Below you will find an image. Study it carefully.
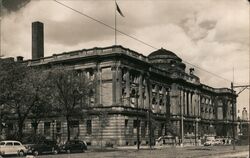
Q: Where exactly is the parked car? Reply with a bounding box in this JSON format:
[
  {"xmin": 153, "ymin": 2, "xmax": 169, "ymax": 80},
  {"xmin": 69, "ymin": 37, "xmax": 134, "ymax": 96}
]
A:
[
  {"xmin": 214, "ymin": 139, "xmax": 223, "ymax": 145},
  {"xmin": 204, "ymin": 140, "xmax": 215, "ymax": 146},
  {"xmin": 26, "ymin": 139, "xmax": 59, "ymax": 156},
  {"xmin": 60, "ymin": 140, "xmax": 87, "ymax": 153},
  {"xmin": 155, "ymin": 135, "xmax": 176, "ymax": 146},
  {"xmin": 0, "ymin": 140, "xmax": 27, "ymax": 156}
]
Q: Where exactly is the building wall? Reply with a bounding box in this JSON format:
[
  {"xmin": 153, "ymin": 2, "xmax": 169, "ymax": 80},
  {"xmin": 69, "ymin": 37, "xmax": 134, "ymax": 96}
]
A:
[{"xmin": 4, "ymin": 46, "xmax": 238, "ymax": 146}]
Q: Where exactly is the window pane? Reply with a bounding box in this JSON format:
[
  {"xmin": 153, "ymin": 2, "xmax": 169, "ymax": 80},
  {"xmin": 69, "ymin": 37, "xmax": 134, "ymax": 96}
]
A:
[
  {"xmin": 86, "ymin": 120, "xmax": 92, "ymax": 135},
  {"xmin": 0, "ymin": 142, "xmax": 5, "ymax": 145},
  {"xmin": 14, "ymin": 142, "xmax": 21, "ymax": 146},
  {"xmin": 6, "ymin": 142, "xmax": 13, "ymax": 146}
]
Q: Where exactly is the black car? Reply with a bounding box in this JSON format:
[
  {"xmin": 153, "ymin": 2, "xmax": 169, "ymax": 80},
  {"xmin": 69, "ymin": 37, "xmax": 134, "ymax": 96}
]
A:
[
  {"xmin": 60, "ymin": 140, "xmax": 87, "ymax": 153},
  {"xmin": 27, "ymin": 140, "xmax": 59, "ymax": 156}
]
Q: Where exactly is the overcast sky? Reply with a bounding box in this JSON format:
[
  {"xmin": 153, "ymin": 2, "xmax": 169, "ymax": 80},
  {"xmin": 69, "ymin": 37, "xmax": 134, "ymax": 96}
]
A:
[{"xmin": 1, "ymin": 0, "xmax": 249, "ymax": 116}]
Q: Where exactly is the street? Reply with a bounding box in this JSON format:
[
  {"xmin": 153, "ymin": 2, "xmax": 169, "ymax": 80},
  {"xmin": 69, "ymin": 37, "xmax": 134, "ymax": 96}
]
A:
[{"xmin": 5, "ymin": 145, "xmax": 249, "ymax": 158}]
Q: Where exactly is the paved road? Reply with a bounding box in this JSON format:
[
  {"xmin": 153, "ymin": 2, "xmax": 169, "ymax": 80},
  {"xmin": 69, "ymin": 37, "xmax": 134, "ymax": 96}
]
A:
[
  {"xmin": 218, "ymin": 151, "xmax": 249, "ymax": 158},
  {"xmin": 4, "ymin": 145, "xmax": 249, "ymax": 158}
]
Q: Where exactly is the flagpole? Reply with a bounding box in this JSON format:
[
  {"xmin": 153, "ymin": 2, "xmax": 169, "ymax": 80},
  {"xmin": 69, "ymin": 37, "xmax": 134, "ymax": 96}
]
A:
[{"xmin": 115, "ymin": 0, "xmax": 117, "ymax": 45}]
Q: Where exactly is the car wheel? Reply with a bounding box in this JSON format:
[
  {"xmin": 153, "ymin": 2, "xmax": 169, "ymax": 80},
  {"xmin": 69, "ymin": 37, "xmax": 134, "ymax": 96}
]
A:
[
  {"xmin": 66, "ymin": 149, "xmax": 71, "ymax": 154},
  {"xmin": 33, "ymin": 151, "xmax": 39, "ymax": 156},
  {"xmin": 82, "ymin": 148, "xmax": 85, "ymax": 153},
  {"xmin": 18, "ymin": 150, "xmax": 25, "ymax": 157},
  {"xmin": 53, "ymin": 149, "xmax": 59, "ymax": 155}
]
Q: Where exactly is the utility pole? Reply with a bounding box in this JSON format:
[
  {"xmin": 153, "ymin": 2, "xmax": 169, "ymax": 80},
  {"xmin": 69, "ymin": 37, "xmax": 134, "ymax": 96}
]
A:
[
  {"xmin": 136, "ymin": 88, "xmax": 140, "ymax": 150},
  {"xmin": 231, "ymin": 82, "xmax": 235, "ymax": 150},
  {"xmin": 231, "ymin": 84, "xmax": 250, "ymax": 151},
  {"xmin": 180, "ymin": 90, "xmax": 184, "ymax": 147}
]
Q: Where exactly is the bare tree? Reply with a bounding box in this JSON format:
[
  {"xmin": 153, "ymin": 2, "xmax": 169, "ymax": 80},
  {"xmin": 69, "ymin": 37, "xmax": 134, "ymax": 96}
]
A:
[{"xmin": 48, "ymin": 67, "xmax": 93, "ymax": 141}]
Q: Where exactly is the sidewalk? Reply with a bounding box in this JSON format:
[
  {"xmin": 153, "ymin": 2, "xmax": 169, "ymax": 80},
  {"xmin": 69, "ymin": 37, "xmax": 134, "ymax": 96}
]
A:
[{"xmin": 87, "ymin": 145, "xmax": 249, "ymax": 158}]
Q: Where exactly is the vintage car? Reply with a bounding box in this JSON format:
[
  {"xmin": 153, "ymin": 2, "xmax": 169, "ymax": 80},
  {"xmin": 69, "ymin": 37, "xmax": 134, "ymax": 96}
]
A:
[
  {"xmin": 26, "ymin": 139, "xmax": 59, "ymax": 156},
  {"xmin": 60, "ymin": 140, "xmax": 87, "ymax": 153},
  {"xmin": 0, "ymin": 140, "xmax": 27, "ymax": 156}
]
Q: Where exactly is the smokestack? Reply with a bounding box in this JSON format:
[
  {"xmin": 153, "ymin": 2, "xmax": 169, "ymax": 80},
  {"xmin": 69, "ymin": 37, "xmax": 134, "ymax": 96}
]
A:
[{"xmin": 32, "ymin": 21, "xmax": 44, "ymax": 59}]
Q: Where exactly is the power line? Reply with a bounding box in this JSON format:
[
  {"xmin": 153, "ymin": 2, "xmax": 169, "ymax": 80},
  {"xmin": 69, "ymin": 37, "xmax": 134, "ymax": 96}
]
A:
[
  {"xmin": 53, "ymin": 0, "xmax": 246, "ymax": 86},
  {"xmin": 53, "ymin": 0, "xmax": 157, "ymax": 50}
]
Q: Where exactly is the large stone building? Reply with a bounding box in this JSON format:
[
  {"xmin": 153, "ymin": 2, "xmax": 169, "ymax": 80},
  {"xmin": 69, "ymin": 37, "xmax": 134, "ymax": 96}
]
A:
[
  {"xmin": 2, "ymin": 22, "xmax": 238, "ymax": 146},
  {"xmin": 20, "ymin": 44, "xmax": 237, "ymax": 146}
]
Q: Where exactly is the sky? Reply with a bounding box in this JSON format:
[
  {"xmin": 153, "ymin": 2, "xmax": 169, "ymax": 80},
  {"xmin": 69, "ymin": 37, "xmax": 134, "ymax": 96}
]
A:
[{"xmin": 1, "ymin": 0, "xmax": 249, "ymax": 117}]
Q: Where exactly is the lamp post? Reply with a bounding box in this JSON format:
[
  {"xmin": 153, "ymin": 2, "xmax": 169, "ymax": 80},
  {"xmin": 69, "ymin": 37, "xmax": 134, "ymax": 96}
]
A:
[{"xmin": 194, "ymin": 118, "xmax": 200, "ymax": 146}]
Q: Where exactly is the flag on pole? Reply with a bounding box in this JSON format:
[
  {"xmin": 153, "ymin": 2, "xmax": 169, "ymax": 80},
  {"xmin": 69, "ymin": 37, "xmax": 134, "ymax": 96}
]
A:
[{"xmin": 116, "ymin": 2, "xmax": 124, "ymax": 17}]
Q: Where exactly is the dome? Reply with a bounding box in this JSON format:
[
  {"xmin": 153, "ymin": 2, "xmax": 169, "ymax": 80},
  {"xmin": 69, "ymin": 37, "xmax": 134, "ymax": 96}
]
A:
[
  {"xmin": 148, "ymin": 48, "xmax": 181, "ymax": 61},
  {"xmin": 148, "ymin": 48, "xmax": 185, "ymax": 72}
]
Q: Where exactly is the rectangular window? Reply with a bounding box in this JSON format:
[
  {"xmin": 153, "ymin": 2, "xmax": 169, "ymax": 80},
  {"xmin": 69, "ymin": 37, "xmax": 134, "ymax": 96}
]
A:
[
  {"xmin": 70, "ymin": 120, "xmax": 79, "ymax": 138},
  {"xmin": 133, "ymin": 120, "xmax": 140, "ymax": 134},
  {"xmin": 86, "ymin": 120, "xmax": 92, "ymax": 135},
  {"xmin": 125, "ymin": 119, "xmax": 129, "ymax": 135},
  {"xmin": 56, "ymin": 121, "xmax": 61, "ymax": 133},
  {"xmin": 141, "ymin": 121, "xmax": 147, "ymax": 138},
  {"xmin": 125, "ymin": 119, "xmax": 128, "ymax": 128},
  {"xmin": 44, "ymin": 122, "xmax": 51, "ymax": 136}
]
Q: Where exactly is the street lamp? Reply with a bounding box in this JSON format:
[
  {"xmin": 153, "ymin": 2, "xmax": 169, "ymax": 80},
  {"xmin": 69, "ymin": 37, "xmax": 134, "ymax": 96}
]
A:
[{"xmin": 194, "ymin": 118, "xmax": 200, "ymax": 146}]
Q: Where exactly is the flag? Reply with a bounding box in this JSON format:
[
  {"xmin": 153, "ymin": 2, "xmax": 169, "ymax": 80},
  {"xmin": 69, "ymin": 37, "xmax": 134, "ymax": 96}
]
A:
[{"xmin": 116, "ymin": 2, "xmax": 124, "ymax": 17}]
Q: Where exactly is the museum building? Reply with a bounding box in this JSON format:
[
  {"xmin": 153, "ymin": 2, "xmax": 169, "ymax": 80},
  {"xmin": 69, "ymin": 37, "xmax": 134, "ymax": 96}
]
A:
[{"xmin": 8, "ymin": 22, "xmax": 238, "ymax": 146}]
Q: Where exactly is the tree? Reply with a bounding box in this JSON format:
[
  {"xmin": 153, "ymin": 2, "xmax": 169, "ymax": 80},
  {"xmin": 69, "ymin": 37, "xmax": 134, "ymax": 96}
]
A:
[
  {"xmin": 47, "ymin": 67, "xmax": 93, "ymax": 141},
  {"xmin": 0, "ymin": 60, "xmax": 51, "ymax": 140},
  {"xmin": 30, "ymin": 94, "xmax": 52, "ymax": 135}
]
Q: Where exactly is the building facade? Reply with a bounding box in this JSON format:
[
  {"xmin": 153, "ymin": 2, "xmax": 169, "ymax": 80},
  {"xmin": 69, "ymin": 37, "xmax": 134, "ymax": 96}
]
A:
[{"xmin": 16, "ymin": 45, "xmax": 237, "ymax": 146}]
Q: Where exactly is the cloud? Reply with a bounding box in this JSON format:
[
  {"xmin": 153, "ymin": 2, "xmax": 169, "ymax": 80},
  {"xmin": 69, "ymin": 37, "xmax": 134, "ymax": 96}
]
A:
[
  {"xmin": 1, "ymin": 0, "xmax": 249, "ymax": 112},
  {"xmin": 1, "ymin": 0, "xmax": 31, "ymax": 16}
]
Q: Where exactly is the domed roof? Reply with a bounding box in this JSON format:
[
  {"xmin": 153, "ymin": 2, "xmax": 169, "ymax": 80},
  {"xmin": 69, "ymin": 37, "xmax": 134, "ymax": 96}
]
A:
[
  {"xmin": 148, "ymin": 48, "xmax": 181, "ymax": 61},
  {"xmin": 148, "ymin": 48, "xmax": 185, "ymax": 72},
  {"xmin": 148, "ymin": 48, "xmax": 178, "ymax": 57}
]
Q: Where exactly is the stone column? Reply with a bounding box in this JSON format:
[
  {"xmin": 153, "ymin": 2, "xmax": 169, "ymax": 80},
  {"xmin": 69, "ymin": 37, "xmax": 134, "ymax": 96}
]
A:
[
  {"xmin": 89, "ymin": 68, "xmax": 98, "ymax": 106},
  {"xmin": 186, "ymin": 91, "xmax": 189, "ymax": 116},
  {"xmin": 112, "ymin": 66, "xmax": 117, "ymax": 105},
  {"xmin": 156, "ymin": 85, "xmax": 160, "ymax": 113},
  {"xmin": 116, "ymin": 66, "xmax": 122, "ymax": 105},
  {"xmin": 95, "ymin": 66, "xmax": 101, "ymax": 105},
  {"xmin": 192, "ymin": 93, "xmax": 196, "ymax": 116},
  {"xmin": 179, "ymin": 88, "xmax": 182, "ymax": 115},
  {"xmin": 138, "ymin": 73, "xmax": 143, "ymax": 109},
  {"xmin": 198, "ymin": 94, "xmax": 201, "ymax": 117},
  {"xmin": 125, "ymin": 69, "xmax": 130, "ymax": 107},
  {"xmin": 145, "ymin": 75, "xmax": 150, "ymax": 110},
  {"xmin": 183, "ymin": 90, "xmax": 186, "ymax": 115},
  {"xmin": 189, "ymin": 92, "xmax": 193, "ymax": 116},
  {"xmin": 163, "ymin": 87, "xmax": 167, "ymax": 114}
]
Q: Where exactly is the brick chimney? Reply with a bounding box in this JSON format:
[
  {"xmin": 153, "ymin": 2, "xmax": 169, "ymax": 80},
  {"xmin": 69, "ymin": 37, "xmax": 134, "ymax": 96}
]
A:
[{"xmin": 32, "ymin": 21, "xmax": 44, "ymax": 59}]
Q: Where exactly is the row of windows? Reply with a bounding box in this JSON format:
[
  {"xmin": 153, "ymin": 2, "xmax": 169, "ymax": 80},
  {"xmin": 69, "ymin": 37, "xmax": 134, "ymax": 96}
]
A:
[
  {"xmin": 201, "ymin": 97, "xmax": 213, "ymax": 105},
  {"xmin": 200, "ymin": 107, "xmax": 216, "ymax": 114}
]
